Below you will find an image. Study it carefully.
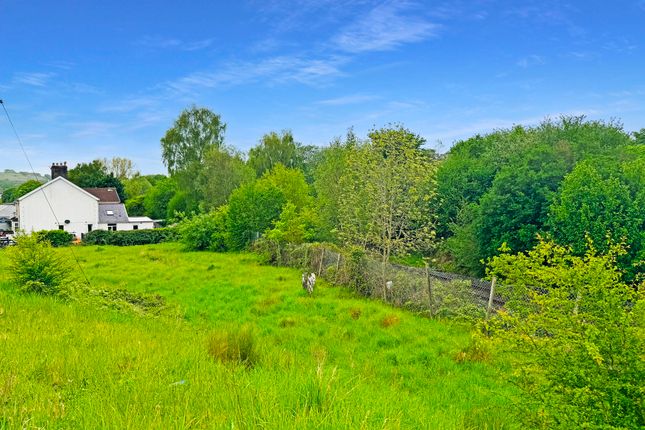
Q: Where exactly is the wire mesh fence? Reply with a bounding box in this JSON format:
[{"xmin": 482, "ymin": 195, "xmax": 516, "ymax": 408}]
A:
[{"xmin": 255, "ymin": 241, "xmax": 504, "ymax": 319}]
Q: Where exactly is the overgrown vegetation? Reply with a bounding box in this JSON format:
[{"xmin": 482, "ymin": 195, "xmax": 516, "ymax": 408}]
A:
[
  {"xmin": 34, "ymin": 229, "xmax": 75, "ymax": 247},
  {"xmin": 482, "ymin": 239, "xmax": 645, "ymax": 428},
  {"xmin": 0, "ymin": 243, "xmax": 516, "ymax": 428},
  {"xmin": 4, "ymin": 234, "xmax": 74, "ymax": 296}
]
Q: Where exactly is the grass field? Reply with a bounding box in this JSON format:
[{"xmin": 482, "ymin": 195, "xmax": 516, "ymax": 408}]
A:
[{"xmin": 0, "ymin": 243, "xmax": 517, "ymax": 429}]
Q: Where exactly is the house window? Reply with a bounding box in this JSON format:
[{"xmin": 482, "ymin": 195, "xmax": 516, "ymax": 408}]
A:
[
  {"xmin": 106, "ymin": 210, "xmax": 114, "ymax": 216},
  {"xmin": 108, "ymin": 224, "xmax": 117, "ymax": 231},
  {"xmin": 58, "ymin": 225, "xmax": 64, "ymax": 230},
  {"xmin": 87, "ymin": 224, "xmax": 93, "ymax": 232},
  {"xmin": 133, "ymin": 225, "xmax": 139, "ymax": 230}
]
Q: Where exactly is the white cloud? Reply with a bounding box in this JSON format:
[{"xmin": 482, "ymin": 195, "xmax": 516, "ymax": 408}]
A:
[
  {"xmin": 516, "ymin": 55, "xmax": 546, "ymax": 68},
  {"xmin": 317, "ymin": 94, "xmax": 379, "ymax": 106},
  {"xmin": 333, "ymin": 2, "xmax": 439, "ymax": 53},
  {"xmin": 13, "ymin": 72, "xmax": 56, "ymax": 87},
  {"xmin": 166, "ymin": 55, "xmax": 347, "ymax": 94},
  {"xmin": 136, "ymin": 35, "xmax": 214, "ymax": 51}
]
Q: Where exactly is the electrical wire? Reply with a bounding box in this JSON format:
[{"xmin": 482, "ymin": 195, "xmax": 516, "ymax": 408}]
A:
[{"xmin": 1, "ymin": 99, "xmax": 91, "ymax": 287}]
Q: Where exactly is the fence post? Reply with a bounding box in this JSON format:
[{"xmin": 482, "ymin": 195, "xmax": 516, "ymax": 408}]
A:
[
  {"xmin": 486, "ymin": 276, "xmax": 497, "ymax": 319},
  {"xmin": 318, "ymin": 248, "xmax": 325, "ymax": 276},
  {"xmin": 335, "ymin": 253, "xmax": 341, "ymax": 283},
  {"xmin": 425, "ymin": 262, "xmax": 434, "ymax": 317}
]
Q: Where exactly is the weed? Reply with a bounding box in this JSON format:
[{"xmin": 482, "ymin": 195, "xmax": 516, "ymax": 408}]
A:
[
  {"xmin": 349, "ymin": 307, "xmax": 362, "ymax": 319},
  {"xmin": 381, "ymin": 314, "xmax": 400, "ymax": 328},
  {"xmin": 207, "ymin": 324, "xmax": 260, "ymax": 368}
]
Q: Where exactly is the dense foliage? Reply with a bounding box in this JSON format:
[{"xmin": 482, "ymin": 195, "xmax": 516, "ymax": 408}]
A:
[
  {"xmin": 5, "ymin": 234, "xmax": 73, "ymax": 296},
  {"xmin": 484, "ymin": 239, "xmax": 644, "ymax": 428},
  {"xmin": 1, "ymin": 179, "xmax": 43, "ymax": 203},
  {"xmin": 82, "ymin": 228, "xmax": 179, "ymax": 246},
  {"xmin": 68, "ymin": 160, "xmax": 126, "ymax": 201},
  {"xmin": 33, "ymin": 230, "xmax": 75, "ymax": 247}
]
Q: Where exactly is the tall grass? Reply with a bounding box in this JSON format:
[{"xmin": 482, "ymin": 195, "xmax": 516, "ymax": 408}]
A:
[{"xmin": 0, "ymin": 243, "xmax": 518, "ymax": 429}]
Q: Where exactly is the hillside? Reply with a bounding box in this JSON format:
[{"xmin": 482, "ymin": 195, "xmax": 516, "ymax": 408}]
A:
[
  {"xmin": 0, "ymin": 243, "xmax": 517, "ymax": 429},
  {"xmin": 0, "ymin": 169, "xmax": 49, "ymax": 192}
]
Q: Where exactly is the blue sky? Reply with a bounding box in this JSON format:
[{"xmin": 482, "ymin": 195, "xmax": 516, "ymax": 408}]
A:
[{"xmin": 1, "ymin": 0, "xmax": 644, "ymax": 174}]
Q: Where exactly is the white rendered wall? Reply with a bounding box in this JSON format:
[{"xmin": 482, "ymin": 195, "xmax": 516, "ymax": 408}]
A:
[{"xmin": 18, "ymin": 179, "xmax": 99, "ymax": 238}]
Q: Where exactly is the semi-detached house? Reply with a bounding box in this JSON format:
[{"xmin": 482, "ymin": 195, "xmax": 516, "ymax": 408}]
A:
[{"xmin": 14, "ymin": 162, "xmax": 154, "ymax": 238}]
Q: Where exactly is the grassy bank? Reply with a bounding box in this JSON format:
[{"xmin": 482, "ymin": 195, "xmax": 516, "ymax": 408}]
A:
[{"xmin": 0, "ymin": 243, "xmax": 516, "ymax": 429}]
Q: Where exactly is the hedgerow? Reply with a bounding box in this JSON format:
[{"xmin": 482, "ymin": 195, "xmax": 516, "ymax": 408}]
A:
[{"xmin": 82, "ymin": 227, "xmax": 179, "ymax": 246}]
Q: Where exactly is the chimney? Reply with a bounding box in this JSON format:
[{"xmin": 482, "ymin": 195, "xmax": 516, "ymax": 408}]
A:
[{"xmin": 51, "ymin": 162, "xmax": 68, "ymax": 180}]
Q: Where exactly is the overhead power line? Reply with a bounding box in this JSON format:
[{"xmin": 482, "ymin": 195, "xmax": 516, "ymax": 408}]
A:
[{"xmin": 0, "ymin": 99, "xmax": 91, "ymax": 287}]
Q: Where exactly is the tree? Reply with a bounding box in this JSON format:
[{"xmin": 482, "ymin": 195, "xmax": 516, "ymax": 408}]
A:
[
  {"xmin": 68, "ymin": 160, "xmax": 126, "ymax": 201},
  {"xmin": 260, "ymin": 164, "xmax": 312, "ymax": 211},
  {"xmin": 337, "ymin": 125, "xmax": 437, "ymax": 265},
  {"xmin": 313, "ymin": 130, "xmax": 358, "ymax": 241},
  {"xmin": 143, "ymin": 177, "xmax": 177, "ymax": 220},
  {"xmin": 248, "ymin": 130, "xmax": 304, "ymax": 177},
  {"xmin": 161, "ymin": 106, "xmax": 226, "ymax": 175},
  {"xmin": 226, "ymin": 180, "xmax": 285, "ymax": 250},
  {"xmin": 197, "ymin": 146, "xmax": 255, "ymax": 210},
  {"xmin": 123, "ymin": 175, "xmax": 152, "ymax": 200},
  {"xmin": 1, "ymin": 179, "xmax": 42, "ymax": 202},
  {"xmin": 484, "ymin": 239, "xmax": 644, "ymax": 429},
  {"xmin": 101, "ymin": 157, "xmax": 137, "ymax": 180}
]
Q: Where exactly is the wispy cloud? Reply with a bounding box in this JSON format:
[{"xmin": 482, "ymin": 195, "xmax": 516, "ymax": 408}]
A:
[
  {"xmin": 516, "ymin": 55, "xmax": 546, "ymax": 68},
  {"xmin": 317, "ymin": 94, "xmax": 379, "ymax": 106},
  {"xmin": 166, "ymin": 55, "xmax": 347, "ymax": 94},
  {"xmin": 136, "ymin": 35, "xmax": 214, "ymax": 51},
  {"xmin": 333, "ymin": 2, "xmax": 439, "ymax": 53},
  {"xmin": 68, "ymin": 121, "xmax": 116, "ymax": 139},
  {"xmin": 13, "ymin": 72, "xmax": 56, "ymax": 87}
]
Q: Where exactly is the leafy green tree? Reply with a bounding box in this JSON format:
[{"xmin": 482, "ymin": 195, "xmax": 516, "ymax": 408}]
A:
[
  {"xmin": 178, "ymin": 206, "xmax": 229, "ymax": 251},
  {"xmin": 123, "ymin": 175, "xmax": 152, "ymax": 200},
  {"xmin": 101, "ymin": 157, "xmax": 137, "ymax": 180},
  {"xmin": 226, "ymin": 180, "xmax": 285, "ymax": 250},
  {"xmin": 161, "ymin": 106, "xmax": 226, "ymax": 175},
  {"xmin": 265, "ymin": 203, "xmax": 321, "ymax": 245},
  {"xmin": 260, "ymin": 164, "xmax": 312, "ymax": 211},
  {"xmin": 143, "ymin": 177, "xmax": 177, "ymax": 220},
  {"xmin": 337, "ymin": 125, "xmax": 437, "ymax": 264},
  {"xmin": 1, "ymin": 179, "xmax": 43, "ymax": 202},
  {"xmin": 248, "ymin": 130, "xmax": 304, "ymax": 177},
  {"xmin": 68, "ymin": 160, "xmax": 125, "ymax": 201},
  {"xmin": 125, "ymin": 195, "xmax": 146, "ymax": 216},
  {"xmin": 313, "ymin": 130, "xmax": 358, "ymax": 241},
  {"xmin": 484, "ymin": 239, "xmax": 645, "ymax": 429},
  {"xmin": 197, "ymin": 146, "xmax": 255, "ymax": 210}
]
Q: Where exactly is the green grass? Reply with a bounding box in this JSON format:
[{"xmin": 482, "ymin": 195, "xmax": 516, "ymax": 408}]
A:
[{"xmin": 0, "ymin": 243, "xmax": 517, "ymax": 429}]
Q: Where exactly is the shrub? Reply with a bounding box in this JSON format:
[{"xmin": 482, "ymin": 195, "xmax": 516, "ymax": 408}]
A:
[
  {"xmin": 483, "ymin": 239, "xmax": 645, "ymax": 429},
  {"xmin": 207, "ymin": 324, "xmax": 260, "ymax": 368},
  {"xmin": 82, "ymin": 228, "xmax": 179, "ymax": 246},
  {"xmin": 34, "ymin": 230, "xmax": 74, "ymax": 247},
  {"xmin": 178, "ymin": 206, "xmax": 228, "ymax": 251},
  {"xmin": 5, "ymin": 234, "xmax": 73, "ymax": 296}
]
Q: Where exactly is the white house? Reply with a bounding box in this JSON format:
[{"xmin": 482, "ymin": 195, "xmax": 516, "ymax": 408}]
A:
[{"xmin": 13, "ymin": 162, "xmax": 154, "ymax": 238}]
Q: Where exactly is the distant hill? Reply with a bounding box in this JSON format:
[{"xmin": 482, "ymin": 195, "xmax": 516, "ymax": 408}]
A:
[{"xmin": 0, "ymin": 169, "xmax": 49, "ymax": 192}]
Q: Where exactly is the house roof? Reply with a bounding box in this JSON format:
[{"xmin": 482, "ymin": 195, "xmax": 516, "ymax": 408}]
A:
[
  {"xmin": 17, "ymin": 176, "xmax": 100, "ymax": 202},
  {"xmin": 84, "ymin": 187, "xmax": 121, "ymax": 203},
  {"xmin": 98, "ymin": 203, "xmax": 129, "ymax": 223},
  {"xmin": 0, "ymin": 204, "xmax": 16, "ymax": 219}
]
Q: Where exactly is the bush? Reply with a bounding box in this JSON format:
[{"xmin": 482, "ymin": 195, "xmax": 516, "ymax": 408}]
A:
[
  {"xmin": 82, "ymin": 228, "xmax": 179, "ymax": 246},
  {"xmin": 5, "ymin": 234, "xmax": 73, "ymax": 296},
  {"xmin": 207, "ymin": 324, "xmax": 260, "ymax": 368},
  {"xmin": 483, "ymin": 239, "xmax": 645, "ymax": 429},
  {"xmin": 34, "ymin": 230, "xmax": 74, "ymax": 247},
  {"xmin": 178, "ymin": 206, "xmax": 228, "ymax": 251}
]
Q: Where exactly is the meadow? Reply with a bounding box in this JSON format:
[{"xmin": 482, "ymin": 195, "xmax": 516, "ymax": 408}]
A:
[{"xmin": 0, "ymin": 243, "xmax": 517, "ymax": 429}]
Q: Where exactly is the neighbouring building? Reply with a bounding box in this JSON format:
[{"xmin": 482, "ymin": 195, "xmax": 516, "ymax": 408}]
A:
[{"xmin": 11, "ymin": 162, "xmax": 154, "ymax": 238}]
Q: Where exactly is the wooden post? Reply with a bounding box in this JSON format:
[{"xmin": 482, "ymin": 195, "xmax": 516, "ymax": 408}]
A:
[
  {"xmin": 318, "ymin": 248, "xmax": 325, "ymax": 276},
  {"xmin": 486, "ymin": 276, "xmax": 497, "ymax": 319},
  {"xmin": 335, "ymin": 253, "xmax": 341, "ymax": 282},
  {"xmin": 425, "ymin": 263, "xmax": 434, "ymax": 317}
]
